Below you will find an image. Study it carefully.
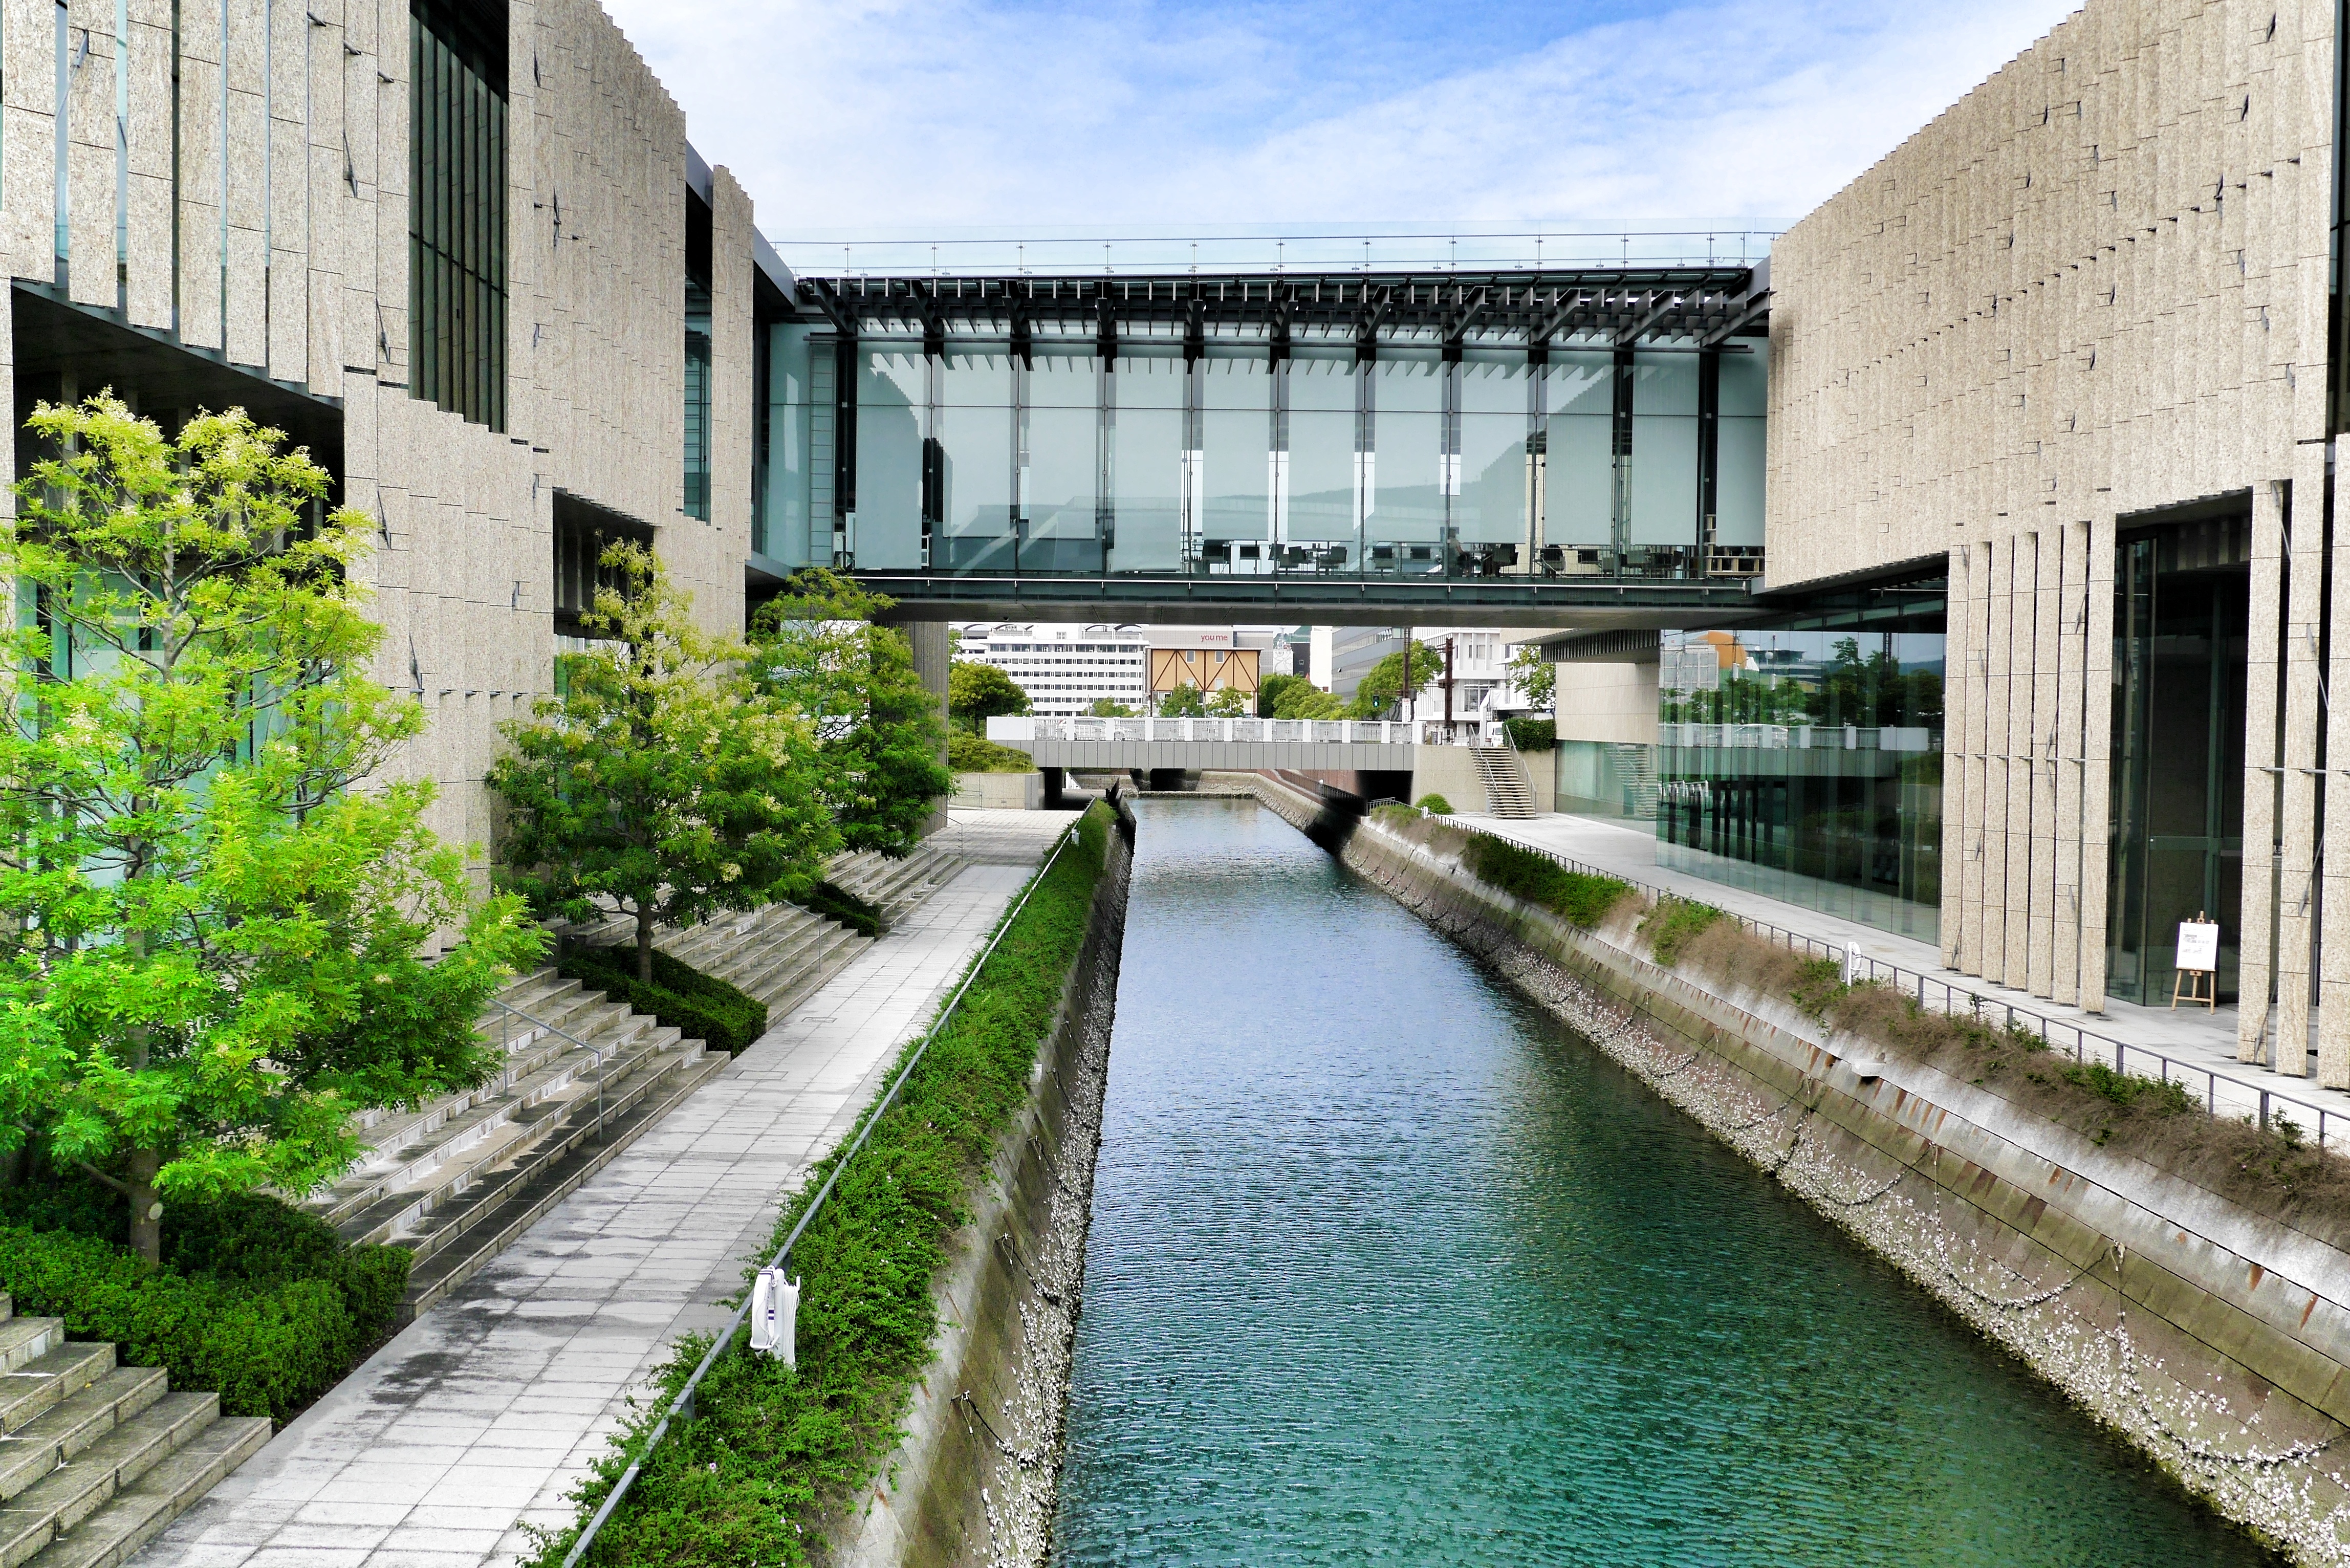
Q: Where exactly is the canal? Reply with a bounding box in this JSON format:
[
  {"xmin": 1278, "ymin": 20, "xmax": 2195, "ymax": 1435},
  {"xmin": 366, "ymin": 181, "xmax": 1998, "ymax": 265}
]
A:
[{"xmin": 1050, "ymin": 797, "xmax": 2276, "ymax": 1566}]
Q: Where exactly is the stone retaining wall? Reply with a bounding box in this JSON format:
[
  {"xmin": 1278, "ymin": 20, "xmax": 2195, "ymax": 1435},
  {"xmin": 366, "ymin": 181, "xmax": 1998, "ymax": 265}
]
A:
[
  {"xmin": 1243, "ymin": 773, "xmax": 2350, "ymax": 1564},
  {"xmin": 838, "ymin": 803, "xmax": 1134, "ymax": 1568}
]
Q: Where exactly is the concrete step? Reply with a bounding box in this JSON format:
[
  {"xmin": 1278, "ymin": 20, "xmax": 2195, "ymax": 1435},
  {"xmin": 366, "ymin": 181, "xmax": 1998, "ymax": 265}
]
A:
[
  {"xmin": 0, "ymin": 1393, "xmax": 219, "ymax": 1568},
  {"xmin": 18, "ymin": 1413, "xmax": 270, "ymax": 1568},
  {"xmin": 0, "ymin": 1320, "xmax": 63, "ymax": 1381},
  {"xmin": 397, "ymin": 1041, "xmax": 728, "ymax": 1321},
  {"xmin": 0, "ymin": 1368, "xmax": 167, "ymax": 1505},
  {"xmin": 0, "ymin": 1345, "xmax": 117, "ymax": 1441}
]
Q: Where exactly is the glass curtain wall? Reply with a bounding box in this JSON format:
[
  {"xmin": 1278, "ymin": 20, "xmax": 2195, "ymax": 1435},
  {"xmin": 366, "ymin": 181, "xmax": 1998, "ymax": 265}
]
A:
[
  {"xmin": 2106, "ymin": 522, "xmax": 2249, "ymax": 1005},
  {"xmin": 753, "ymin": 336, "xmax": 1748, "ymax": 578},
  {"xmin": 1655, "ymin": 602, "xmax": 1947, "ymax": 942},
  {"xmin": 409, "ymin": 0, "xmax": 507, "ymax": 430}
]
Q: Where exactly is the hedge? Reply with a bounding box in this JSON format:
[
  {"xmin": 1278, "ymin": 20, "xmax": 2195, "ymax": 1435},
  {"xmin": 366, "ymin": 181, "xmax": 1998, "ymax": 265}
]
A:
[
  {"xmin": 527, "ymin": 802, "xmax": 1113, "ymax": 1567},
  {"xmin": 0, "ymin": 1191, "xmax": 409, "ymax": 1425},
  {"xmin": 794, "ymin": 879, "xmax": 882, "ymax": 937},
  {"xmin": 1503, "ymin": 715, "xmax": 1556, "ymax": 751},
  {"xmin": 1459, "ymin": 830, "xmax": 1634, "ymax": 928},
  {"xmin": 561, "ymin": 946, "xmax": 769, "ymax": 1055}
]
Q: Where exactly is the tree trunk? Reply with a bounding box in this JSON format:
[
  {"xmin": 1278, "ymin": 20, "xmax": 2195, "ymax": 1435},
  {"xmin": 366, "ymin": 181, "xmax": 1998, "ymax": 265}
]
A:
[
  {"xmin": 127, "ymin": 1146, "xmax": 162, "ymax": 1264},
  {"xmin": 636, "ymin": 907, "xmax": 656, "ymax": 985}
]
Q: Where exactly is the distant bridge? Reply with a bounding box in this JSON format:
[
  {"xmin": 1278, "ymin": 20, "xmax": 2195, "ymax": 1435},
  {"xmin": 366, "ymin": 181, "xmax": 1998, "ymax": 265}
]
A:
[{"xmin": 984, "ymin": 714, "xmax": 1470, "ymax": 771}]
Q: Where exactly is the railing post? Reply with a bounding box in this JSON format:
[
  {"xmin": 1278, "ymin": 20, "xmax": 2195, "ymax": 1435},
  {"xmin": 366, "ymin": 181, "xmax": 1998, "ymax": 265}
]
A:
[{"xmin": 2259, "ymin": 1090, "xmax": 2270, "ymax": 1133}]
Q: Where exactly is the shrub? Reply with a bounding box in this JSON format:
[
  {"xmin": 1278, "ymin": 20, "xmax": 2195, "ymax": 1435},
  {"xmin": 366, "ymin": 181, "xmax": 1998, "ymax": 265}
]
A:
[
  {"xmin": 1416, "ymin": 793, "xmax": 1454, "ymax": 815},
  {"xmin": 947, "ymin": 730, "xmax": 1036, "ymax": 773},
  {"xmin": 527, "ymin": 804, "xmax": 1115, "ymax": 1568},
  {"xmin": 794, "ymin": 880, "xmax": 883, "ymax": 937},
  {"xmin": 1459, "ymin": 832, "xmax": 1632, "ymax": 928},
  {"xmin": 1640, "ymin": 896, "xmax": 1724, "ymax": 967},
  {"xmin": 0, "ymin": 1190, "xmax": 408, "ymax": 1425},
  {"xmin": 1503, "ymin": 716, "xmax": 1556, "ymax": 751},
  {"xmin": 562, "ymin": 946, "xmax": 768, "ymax": 1055}
]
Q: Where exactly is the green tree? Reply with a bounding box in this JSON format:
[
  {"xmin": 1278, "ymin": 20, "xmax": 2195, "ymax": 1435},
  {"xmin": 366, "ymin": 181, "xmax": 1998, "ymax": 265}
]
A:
[
  {"xmin": 1256, "ymin": 671, "xmax": 1311, "ymax": 716},
  {"xmin": 1348, "ymin": 640, "xmax": 1441, "ymax": 718},
  {"xmin": 947, "ymin": 660, "xmax": 1030, "ymax": 733},
  {"xmin": 1271, "ymin": 681, "xmax": 1347, "ymax": 720},
  {"xmin": 0, "ymin": 396, "xmax": 541, "ymax": 1261},
  {"xmin": 490, "ymin": 543, "xmax": 836, "ymax": 986},
  {"xmin": 1206, "ymin": 685, "xmax": 1250, "ymax": 717},
  {"xmin": 752, "ymin": 570, "xmax": 951, "ymax": 859},
  {"xmin": 1155, "ymin": 684, "xmax": 1207, "ymax": 717},
  {"xmin": 1086, "ymin": 698, "xmax": 1136, "ymax": 717},
  {"xmin": 1507, "ymin": 643, "xmax": 1556, "ymax": 710}
]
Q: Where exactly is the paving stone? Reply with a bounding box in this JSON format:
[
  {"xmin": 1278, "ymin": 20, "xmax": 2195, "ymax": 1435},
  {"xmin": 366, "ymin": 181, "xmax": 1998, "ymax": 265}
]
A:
[{"xmin": 130, "ymin": 823, "xmax": 1059, "ymax": 1568}]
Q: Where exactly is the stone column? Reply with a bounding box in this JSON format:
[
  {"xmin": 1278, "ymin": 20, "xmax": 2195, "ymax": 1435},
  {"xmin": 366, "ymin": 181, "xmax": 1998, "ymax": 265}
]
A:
[
  {"xmin": 908, "ymin": 621, "xmax": 952, "ymax": 836},
  {"xmin": 2238, "ymin": 479, "xmax": 2287, "ymax": 1062},
  {"xmin": 2278, "ymin": 453, "xmax": 2327, "ymax": 1077},
  {"xmin": 2052, "ymin": 518, "xmax": 2091, "ymax": 1008}
]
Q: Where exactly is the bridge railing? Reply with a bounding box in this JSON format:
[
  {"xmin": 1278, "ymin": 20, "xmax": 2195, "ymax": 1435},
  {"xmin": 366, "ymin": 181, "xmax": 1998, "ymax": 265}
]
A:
[
  {"xmin": 1468, "ymin": 823, "xmax": 2343, "ymax": 1146},
  {"xmin": 986, "ymin": 716, "xmax": 1507, "ymax": 746}
]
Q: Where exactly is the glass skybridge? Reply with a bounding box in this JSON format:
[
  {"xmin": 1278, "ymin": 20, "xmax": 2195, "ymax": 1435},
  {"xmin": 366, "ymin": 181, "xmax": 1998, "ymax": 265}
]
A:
[{"xmin": 747, "ymin": 256, "xmax": 1772, "ymax": 620}]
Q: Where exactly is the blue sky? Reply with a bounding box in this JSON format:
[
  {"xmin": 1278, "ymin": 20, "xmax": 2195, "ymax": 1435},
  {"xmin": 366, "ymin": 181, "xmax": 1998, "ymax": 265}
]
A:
[{"xmin": 602, "ymin": 0, "xmax": 2082, "ymax": 243}]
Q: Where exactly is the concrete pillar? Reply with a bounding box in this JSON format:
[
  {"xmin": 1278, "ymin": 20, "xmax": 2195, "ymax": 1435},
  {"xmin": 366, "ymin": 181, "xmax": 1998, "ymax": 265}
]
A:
[
  {"xmin": 2027, "ymin": 526, "xmax": 2062, "ymax": 997},
  {"xmin": 908, "ymin": 621, "xmax": 952, "ymax": 836},
  {"xmin": 2278, "ymin": 455, "xmax": 2326, "ymax": 1077},
  {"xmin": 2003, "ymin": 533, "xmax": 2037, "ymax": 989},
  {"xmin": 2077, "ymin": 513, "xmax": 2117, "ymax": 1015},
  {"xmin": 1981, "ymin": 539, "xmax": 2014, "ymax": 984},
  {"xmin": 2238, "ymin": 480, "xmax": 2286, "ymax": 1062},
  {"xmin": 2321, "ymin": 465, "xmax": 2350, "ymax": 1085},
  {"xmin": 1940, "ymin": 542, "xmax": 1972, "ymax": 971},
  {"xmin": 2052, "ymin": 519, "xmax": 2091, "ymax": 1007}
]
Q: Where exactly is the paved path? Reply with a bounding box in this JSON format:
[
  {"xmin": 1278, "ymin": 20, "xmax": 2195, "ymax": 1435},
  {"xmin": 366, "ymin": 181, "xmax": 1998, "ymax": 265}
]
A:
[
  {"xmin": 1452, "ymin": 809, "xmax": 2350, "ymax": 1129},
  {"xmin": 141, "ymin": 815, "xmax": 1070, "ymax": 1568}
]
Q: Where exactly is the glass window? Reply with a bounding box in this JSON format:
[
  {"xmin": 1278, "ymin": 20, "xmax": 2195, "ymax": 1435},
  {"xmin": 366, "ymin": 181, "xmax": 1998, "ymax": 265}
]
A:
[
  {"xmin": 856, "ymin": 347, "xmax": 925, "ymax": 568},
  {"xmin": 761, "ymin": 324, "xmax": 815, "ymax": 565},
  {"xmin": 1456, "ymin": 412, "xmax": 1529, "ymax": 547},
  {"xmin": 1112, "ymin": 356, "xmax": 1185, "ymax": 571},
  {"xmin": 1544, "ymin": 354, "xmax": 1612, "ymax": 549},
  {"xmin": 409, "ymin": 0, "xmax": 507, "ymax": 430},
  {"xmin": 1022, "ymin": 355, "xmax": 1100, "ymax": 570},
  {"xmin": 1630, "ymin": 355, "xmax": 1698, "ymax": 547},
  {"xmin": 1715, "ymin": 342, "xmax": 1768, "ymax": 548},
  {"xmin": 1288, "ymin": 359, "xmax": 1355, "ymax": 555},
  {"xmin": 937, "ymin": 353, "xmax": 1014, "ymax": 571},
  {"xmin": 1367, "ymin": 357, "xmax": 1443, "ymax": 561},
  {"xmin": 1201, "ymin": 357, "xmax": 1271, "ymax": 549}
]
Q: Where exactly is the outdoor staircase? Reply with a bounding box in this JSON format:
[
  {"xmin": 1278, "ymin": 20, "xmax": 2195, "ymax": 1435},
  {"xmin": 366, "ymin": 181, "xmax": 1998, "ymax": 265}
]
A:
[
  {"xmin": 303, "ymin": 968, "xmax": 726, "ymax": 1322},
  {"xmin": 825, "ymin": 840, "xmax": 967, "ymax": 929},
  {"xmin": 1611, "ymin": 742, "xmax": 1662, "ymax": 821},
  {"xmin": 0, "ymin": 1298, "xmax": 269, "ymax": 1568},
  {"xmin": 1470, "ymin": 747, "xmax": 1539, "ymax": 819},
  {"xmin": 647, "ymin": 899, "xmax": 874, "ymax": 1012}
]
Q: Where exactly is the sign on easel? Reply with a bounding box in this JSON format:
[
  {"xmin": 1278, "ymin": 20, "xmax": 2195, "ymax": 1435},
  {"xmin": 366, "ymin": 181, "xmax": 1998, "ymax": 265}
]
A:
[{"xmin": 2173, "ymin": 913, "xmax": 2220, "ymax": 1011}]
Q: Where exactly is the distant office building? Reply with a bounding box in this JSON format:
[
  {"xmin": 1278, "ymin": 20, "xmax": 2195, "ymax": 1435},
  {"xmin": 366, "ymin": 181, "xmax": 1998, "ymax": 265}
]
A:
[
  {"xmin": 954, "ymin": 624, "xmax": 1149, "ymax": 716},
  {"xmin": 1311, "ymin": 626, "xmax": 1408, "ymax": 700}
]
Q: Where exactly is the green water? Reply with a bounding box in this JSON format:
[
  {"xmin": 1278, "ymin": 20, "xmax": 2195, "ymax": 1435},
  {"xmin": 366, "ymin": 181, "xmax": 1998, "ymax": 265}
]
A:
[{"xmin": 1050, "ymin": 798, "xmax": 2277, "ymax": 1566}]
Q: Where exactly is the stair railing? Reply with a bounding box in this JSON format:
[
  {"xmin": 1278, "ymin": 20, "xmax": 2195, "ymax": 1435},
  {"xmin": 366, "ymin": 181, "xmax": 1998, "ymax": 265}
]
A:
[{"xmin": 485, "ymin": 994, "xmax": 614, "ymax": 1135}]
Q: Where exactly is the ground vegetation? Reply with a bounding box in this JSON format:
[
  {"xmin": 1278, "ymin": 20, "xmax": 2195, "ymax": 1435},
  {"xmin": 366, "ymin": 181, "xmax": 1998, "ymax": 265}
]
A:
[{"xmin": 525, "ymin": 804, "xmax": 1114, "ymax": 1568}]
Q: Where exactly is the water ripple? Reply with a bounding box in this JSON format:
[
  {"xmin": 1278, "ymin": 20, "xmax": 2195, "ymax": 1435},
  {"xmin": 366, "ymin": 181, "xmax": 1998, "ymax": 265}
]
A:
[{"xmin": 1050, "ymin": 799, "xmax": 2278, "ymax": 1567}]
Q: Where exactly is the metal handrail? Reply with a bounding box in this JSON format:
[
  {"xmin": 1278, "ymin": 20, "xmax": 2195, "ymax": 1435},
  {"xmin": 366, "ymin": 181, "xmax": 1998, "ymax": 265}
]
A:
[
  {"xmin": 1842, "ymin": 952, "xmax": 2339, "ymax": 1146},
  {"xmin": 485, "ymin": 996, "xmax": 615, "ymax": 1128},
  {"xmin": 556, "ymin": 817, "xmax": 1084, "ymax": 1568},
  {"xmin": 1455, "ymin": 819, "xmax": 2342, "ymax": 1145}
]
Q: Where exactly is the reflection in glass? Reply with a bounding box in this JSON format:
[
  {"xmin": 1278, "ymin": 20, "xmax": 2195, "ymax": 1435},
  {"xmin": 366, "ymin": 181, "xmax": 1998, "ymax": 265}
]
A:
[
  {"xmin": 1201, "ymin": 358, "xmax": 1271, "ymax": 565},
  {"xmin": 857, "ymin": 347, "xmax": 925, "ymax": 569},
  {"xmin": 1716, "ymin": 344, "xmax": 1769, "ymax": 549},
  {"xmin": 1630, "ymin": 356, "xmax": 1698, "ymax": 548},
  {"xmin": 936, "ymin": 353, "xmax": 1014, "ymax": 571},
  {"xmin": 1112, "ymin": 357, "xmax": 1185, "ymax": 571},
  {"xmin": 1653, "ymin": 608, "xmax": 1948, "ymax": 942},
  {"xmin": 761, "ymin": 325, "xmax": 816, "ymax": 564}
]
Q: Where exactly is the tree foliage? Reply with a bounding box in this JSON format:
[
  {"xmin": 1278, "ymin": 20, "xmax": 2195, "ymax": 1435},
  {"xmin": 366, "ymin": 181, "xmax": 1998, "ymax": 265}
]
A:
[
  {"xmin": 490, "ymin": 544, "xmax": 836, "ymax": 985},
  {"xmin": 1154, "ymin": 683, "xmax": 1207, "ymax": 717},
  {"xmin": 1507, "ymin": 643, "xmax": 1556, "ymax": 710},
  {"xmin": 946, "ymin": 661, "xmax": 1028, "ymax": 732},
  {"xmin": 1348, "ymin": 640, "xmax": 1441, "ymax": 718},
  {"xmin": 751, "ymin": 570, "xmax": 951, "ymax": 859},
  {"xmin": 1205, "ymin": 685, "xmax": 1250, "ymax": 717},
  {"xmin": 0, "ymin": 396, "xmax": 540, "ymax": 1260}
]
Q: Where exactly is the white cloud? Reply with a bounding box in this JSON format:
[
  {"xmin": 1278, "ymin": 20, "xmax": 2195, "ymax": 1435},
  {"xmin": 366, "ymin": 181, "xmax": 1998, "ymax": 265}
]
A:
[{"xmin": 602, "ymin": 0, "xmax": 2081, "ymax": 238}]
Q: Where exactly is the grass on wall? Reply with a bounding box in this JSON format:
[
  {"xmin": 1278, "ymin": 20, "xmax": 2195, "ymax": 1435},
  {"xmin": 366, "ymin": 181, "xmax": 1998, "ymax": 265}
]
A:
[{"xmin": 524, "ymin": 802, "xmax": 1113, "ymax": 1568}]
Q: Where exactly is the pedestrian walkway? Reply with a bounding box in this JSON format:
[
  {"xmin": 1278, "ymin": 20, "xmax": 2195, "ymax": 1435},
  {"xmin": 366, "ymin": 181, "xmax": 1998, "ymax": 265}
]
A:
[
  {"xmin": 138, "ymin": 814, "xmax": 1072, "ymax": 1568},
  {"xmin": 1452, "ymin": 810, "xmax": 2350, "ymax": 1131}
]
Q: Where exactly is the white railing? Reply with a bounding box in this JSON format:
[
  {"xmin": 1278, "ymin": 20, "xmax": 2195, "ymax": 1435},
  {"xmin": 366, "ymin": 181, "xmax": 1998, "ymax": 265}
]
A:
[{"xmin": 986, "ymin": 715, "xmax": 1507, "ymax": 746}]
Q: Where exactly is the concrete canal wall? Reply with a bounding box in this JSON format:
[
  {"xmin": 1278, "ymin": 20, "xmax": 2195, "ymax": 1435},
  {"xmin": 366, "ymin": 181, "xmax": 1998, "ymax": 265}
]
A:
[
  {"xmin": 837, "ymin": 802, "xmax": 1134, "ymax": 1568},
  {"xmin": 1243, "ymin": 773, "xmax": 2350, "ymax": 1565}
]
